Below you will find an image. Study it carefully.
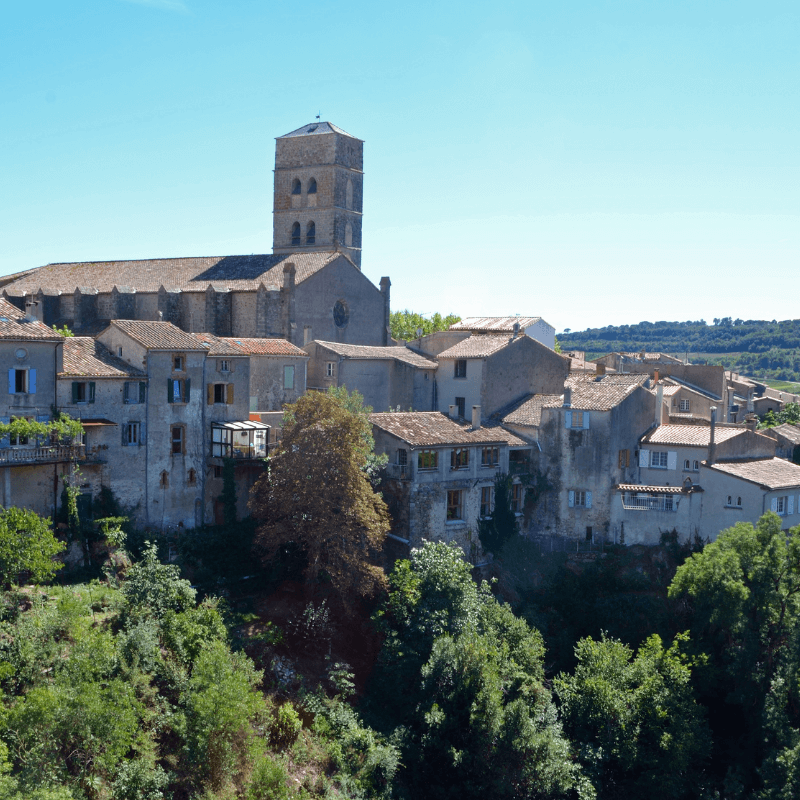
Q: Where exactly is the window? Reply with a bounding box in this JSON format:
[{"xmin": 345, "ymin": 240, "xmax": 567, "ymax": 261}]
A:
[
  {"xmin": 284, "ymin": 365, "xmax": 295, "ymax": 390},
  {"xmin": 694, "ymin": 460, "xmax": 699, "ymax": 471},
  {"xmin": 418, "ymin": 450, "xmax": 438, "ymax": 470},
  {"xmin": 650, "ymin": 451, "xmax": 669, "ymax": 469},
  {"xmin": 586, "ymin": 526, "xmax": 593, "ymax": 542},
  {"xmin": 306, "ymin": 221, "xmax": 315, "ymax": 245},
  {"xmin": 481, "ymin": 446, "xmax": 499, "ymax": 466},
  {"xmin": 480, "ymin": 486, "xmax": 493, "ymax": 517},
  {"xmin": 9, "ymin": 368, "xmax": 35, "ymax": 394},
  {"xmin": 124, "ymin": 422, "xmax": 140, "ymax": 446},
  {"xmin": 160, "ymin": 471, "xmax": 169, "ymax": 488},
  {"xmin": 511, "ymin": 483, "xmax": 524, "ymax": 513},
  {"xmin": 214, "ymin": 465, "xmax": 224, "ymax": 479},
  {"xmin": 326, "ymin": 362, "xmax": 335, "ymax": 378},
  {"xmin": 569, "ymin": 489, "xmax": 592, "ymax": 508},
  {"xmin": 212, "ymin": 383, "xmax": 226, "ymax": 404},
  {"xmin": 454, "ymin": 360, "xmax": 467, "ymax": 378},
  {"xmin": 333, "ymin": 300, "xmax": 349, "ymax": 328},
  {"xmin": 447, "ymin": 490, "xmax": 463, "ymax": 521},
  {"xmin": 397, "ymin": 448, "xmax": 407, "ymax": 466},
  {"xmin": 171, "ymin": 426, "xmax": 184, "ymax": 455},
  {"xmin": 124, "ymin": 381, "xmax": 146, "ymax": 404},
  {"xmin": 619, "ymin": 449, "xmax": 630, "ymax": 468},
  {"xmin": 455, "ymin": 397, "xmax": 466, "ymax": 418},
  {"xmin": 218, "ymin": 359, "xmax": 231, "ymax": 373},
  {"xmin": 291, "ymin": 222, "xmax": 301, "ymax": 245},
  {"xmin": 776, "ymin": 496, "xmax": 786, "ymax": 515},
  {"xmin": 679, "ymin": 399, "xmax": 691, "ymax": 412},
  {"xmin": 570, "ymin": 410, "xmax": 584, "ymax": 429},
  {"xmin": 451, "ymin": 447, "xmax": 469, "ymax": 470},
  {"xmin": 737, "ymin": 497, "xmax": 742, "ymax": 506},
  {"xmin": 307, "ymin": 177, "xmax": 317, "ymax": 194},
  {"xmin": 573, "ymin": 490, "xmax": 587, "ymax": 507},
  {"xmin": 117, "ymin": 346, "xmax": 123, "ymax": 357},
  {"xmin": 167, "ymin": 378, "xmax": 190, "ymax": 403},
  {"xmin": 173, "ymin": 355, "xmax": 184, "ymax": 371},
  {"xmin": 71, "ymin": 381, "xmax": 95, "ymax": 404},
  {"xmin": 187, "ymin": 468, "xmax": 197, "ymax": 486},
  {"xmin": 291, "ymin": 178, "xmax": 301, "ymax": 195}
]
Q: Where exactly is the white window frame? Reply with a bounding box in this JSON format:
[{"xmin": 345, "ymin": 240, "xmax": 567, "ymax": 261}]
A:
[
  {"xmin": 651, "ymin": 451, "xmax": 669, "ymax": 469},
  {"xmin": 679, "ymin": 399, "xmax": 691, "ymax": 412},
  {"xmin": 326, "ymin": 362, "xmax": 335, "ymax": 377}
]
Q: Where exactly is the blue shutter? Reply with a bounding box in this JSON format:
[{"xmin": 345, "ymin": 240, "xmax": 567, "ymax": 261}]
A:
[
  {"xmin": 185, "ymin": 378, "xmax": 191, "ymax": 402},
  {"xmin": 586, "ymin": 491, "xmax": 593, "ymax": 509},
  {"xmin": 583, "ymin": 411, "xmax": 590, "ymax": 430},
  {"xmin": 565, "ymin": 411, "xmax": 572, "ymax": 429},
  {"xmin": 28, "ymin": 369, "xmax": 36, "ymax": 394},
  {"xmin": 7, "ymin": 370, "xmax": 14, "ymax": 394},
  {"xmin": 568, "ymin": 490, "xmax": 575, "ymax": 508},
  {"xmin": 167, "ymin": 379, "xmax": 174, "ymax": 403},
  {"xmin": 89, "ymin": 382, "xmax": 96, "ymax": 403},
  {"xmin": 139, "ymin": 382, "xmax": 146, "ymax": 403}
]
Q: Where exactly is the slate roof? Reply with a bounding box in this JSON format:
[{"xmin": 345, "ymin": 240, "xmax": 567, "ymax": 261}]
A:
[
  {"xmin": 108, "ymin": 321, "xmax": 208, "ymax": 350},
  {"xmin": 370, "ymin": 412, "xmax": 527, "ymax": 447},
  {"xmin": 0, "ymin": 298, "xmax": 62, "ymax": 341},
  {"xmin": 704, "ymin": 458, "xmax": 800, "ymax": 490},
  {"xmin": 449, "ymin": 316, "xmax": 548, "ymax": 332},
  {"xmin": 278, "ymin": 121, "xmax": 359, "ymax": 139},
  {"xmin": 2, "ymin": 252, "xmax": 344, "ymax": 295},
  {"xmin": 643, "ymin": 424, "xmax": 745, "ymax": 447},
  {"xmin": 191, "ymin": 333, "xmax": 246, "ymax": 357},
  {"xmin": 501, "ymin": 394, "xmax": 563, "ymax": 427},
  {"xmin": 311, "ymin": 341, "xmax": 436, "ymax": 369},
  {"xmin": 566, "ymin": 374, "xmax": 649, "ymax": 410},
  {"xmin": 222, "ymin": 337, "xmax": 308, "ymax": 357},
  {"xmin": 437, "ymin": 334, "xmax": 518, "ymax": 359},
  {"xmin": 60, "ymin": 338, "xmax": 146, "ymax": 378}
]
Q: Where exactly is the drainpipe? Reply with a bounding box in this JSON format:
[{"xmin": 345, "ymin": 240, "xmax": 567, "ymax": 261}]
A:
[
  {"xmin": 655, "ymin": 382, "xmax": 663, "ymax": 427},
  {"xmin": 709, "ymin": 406, "xmax": 717, "ymax": 465}
]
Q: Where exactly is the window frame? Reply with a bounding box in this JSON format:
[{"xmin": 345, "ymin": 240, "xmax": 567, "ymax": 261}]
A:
[
  {"xmin": 679, "ymin": 399, "xmax": 691, "ymax": 412},
  {"xmin": 418, "ymin": 449, "xmax": 439, "ymax": 471},
  {"xmin": 481, "ymin": 446, "xmax": 499, "ymax": 467},
  {"xmin": 454, "ymin": 359, "xmax": 467, "ymax": 379},
  {"xmin": 480, "ymin": 486, "xmax": 493, "ymax": 518},
  {"xmin": 455, "ymin": 397, "xmax": 466, "ymax": 418},
  {"xmin": 123, "ymin": 421, "xmax": 141, "ymax": 447},
  {"xmin": 650, "ymin": 451, "xmax": 669, "ymax": 469},
  {"xmin": 446, "ymin": 489, "xmax": 463, "ymax": 521},
  {"xmin": 171, "ymin": 425, "xmax": 185, "ymax": 456},
  {"xmin": 284, "ymin": 365, "xmax": 295, "ymax": 390},
  {"xmin": 326, "ymin": 362, "xmax": 335, "ymax": 378},
  {"xmin": 510, "ymin": 483, "xmax": 524, "ymax": 513},
  {"xmin": 450, "ymin": 447, "xmax": 469, "ymax": 470},
  {"xmin": 571, "ymin": 410, "xmax": 584, "ymax": 429}
]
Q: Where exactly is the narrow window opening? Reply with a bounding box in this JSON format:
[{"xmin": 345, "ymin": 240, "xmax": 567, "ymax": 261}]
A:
[
  {"xmin": 291, "ymin": 222, "xmax": 301, "ymax": 245},
  {"xmin": 307, "ymin": 178, "xmax": 317, "ymax": 194},
  {"xmin": 291, "ymin": 178, "xmax": 301, "ymax": 195},
  {"xmin": 306, "ymin": 221, "xmax": 315, "ymax": 245}
]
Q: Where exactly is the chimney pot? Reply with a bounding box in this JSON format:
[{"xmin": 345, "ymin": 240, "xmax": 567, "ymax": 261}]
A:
[
  {"xmin": 472, "ymin": 405, "xmax": 481, "ymax": 430},
  {"xmin": 449, "ymin": 404, "xmax": 458, "ymax": 419},
  {"xmin": 563, "ymin": 387, "xmax": 572, "ymax": 408}
]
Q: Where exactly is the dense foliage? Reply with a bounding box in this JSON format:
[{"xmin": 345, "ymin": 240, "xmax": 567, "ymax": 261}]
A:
[
  {"xmin": 389, "ymin": 310, "xmax": 461, "ymax": 342},
  {"xmin": 558, "ymin": 318, "xmax": 800, "ymax": 381}
]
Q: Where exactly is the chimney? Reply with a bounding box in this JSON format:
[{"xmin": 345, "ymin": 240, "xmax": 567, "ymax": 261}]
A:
[
  {"xmin": 512, "ymin": 322, "xmax": 520, "ymax": 339},
  {"xmin": 303, "ymin": 326, "xmax": 312, "ymax": 346},
  {"xmin": 744, "ymin": 413, "xmax": 758, "ymax": 432},
  {"xmin": 23, "ymin": 298, "xmax": 40, "ymax": 322},
  {"xmin": 380, "ymin": 277, "xmax": 391, "ymax": 346},
  {"xmin": 449, "ymin": 404, "xmax": 458, "ymax": 419},
  {"xmin": 709, "ymin": 406, "xmax": 717, "ymax": 465},
  {"xmin": 639, "ymin": 349, "xmax": 646, "ymax": 360},
  {"xmin": 157, "ymin": 311, "xmax": 163, "ymax": 321},
  {"xmin": 563, "ymin": 387, "xmax": 572, "ymax": 408},
  {"xmin": 653, "ymin": 368, "xmax": 659, "ymax": 383},
  {"xmin": 596, "ymin": 363, "xmax": 606, "ymax": 376},
  {"xmin": 655, "ymin": 382, "xmax": 663, "ymax": 426},
  {"xmin": 472, "ymin": 405, "xmax": 481, "ymax": 430},
  {"xmin": 747, "ymin": 390, "xmax": 754, "ymax": 413}
]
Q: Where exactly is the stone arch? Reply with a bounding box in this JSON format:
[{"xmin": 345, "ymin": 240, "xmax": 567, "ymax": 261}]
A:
[
  {"xmin": 291, "ymin": 222, "xmax": 301, "ymax": 245},
  {"xmin": 308, "ymin": 177, "xmax": 317, "ymax": 194},
  {"xmin": 291, "ymin": 178, "xmax": 301, "ymax": 195},
  {"xmin": 306, "ymin": 221, "xmax": 316, "ymax": 245},
  {"xmin": 346, "ymin": 178, "xmax": 353, "ymax": 209}
]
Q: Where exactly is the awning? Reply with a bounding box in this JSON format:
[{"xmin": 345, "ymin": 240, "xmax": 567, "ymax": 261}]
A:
[
  {"xmin": 211, "ymin": 420, "xmax": 270, "ymax": 431},
  {"xmin": 78, "ymin": 419, "xmax": 117, "ymax": 427}
]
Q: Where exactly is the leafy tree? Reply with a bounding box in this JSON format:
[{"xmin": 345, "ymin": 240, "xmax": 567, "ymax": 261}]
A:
[
  {"xmin": 477, "ymin": 473, "xmax": 518, "ymax": 556},
  {"xmin": 390, "ymin": 309, "xmax": 461, "ymax": 341},
  {"xmin": 555, "ymin": 633, "xmax": 710, "ymax": 799},
  {"xmin": 51, "ymin": 324, "xmax": 74, "ymax": 337},
  {"xmin": 0, "ymin": 507, "xmax": 65, "ymax": 588},
  {"xmin": 668, "ymin": 513, "xmax": 800, "ymax": 795},
  {"xmin": 249, "ymin": 388, "xmax": 390, "ymax": 608}
]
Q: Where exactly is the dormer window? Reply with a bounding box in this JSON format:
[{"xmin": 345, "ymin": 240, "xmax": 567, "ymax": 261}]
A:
[
  {"xmin": 291, "ymin": 222, "xmax": 301, "ymax": 245},
  {"xmin": 308, "ymin": 178, "xmax": 317, "ymax": 194},
  {"xmin": 291, "ymin": 178, "xmax": 301, "ymax": 195},
  {"xmin": 306, "ymin": 221, "xmax": 315, "ymax": 245}
]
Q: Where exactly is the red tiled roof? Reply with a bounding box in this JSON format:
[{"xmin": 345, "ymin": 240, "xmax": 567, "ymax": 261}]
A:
[
  {"xmin": 192, "ymin": 333, "xmax": 247, "ymax": 357},
  {"xmin": 643, "ymin": 424, "xmax": 745, "ymax": 447},
  {"xmin": 449, "ymin": 316, "xmax": 548, "ymax": 332},
  {"xmin": 0, "ymin": 298, "xmax": 62, "ymax": 341},
  {"xmin": 370, "ymin": 412, "xmax": 527, "ymax": 447},
  {"xmin": 108, "ymin": 320, "xmax": 208, "ymax": 350},
  {"xmin": 60, "ymin": 337, "xmax": 145, "ymax": 378},
  {"xmin": 223, "ymin": 337, "xmax": 308, "ymax": 357},
  {"xmin": 705, "ymin": 458, "xmax": 800, "ymax": 490},
  {"xmin": 437, "ymin": 334, "xmax": 517, "ymax": 359},
  {"xmin": 310, "ymin": 341, "xmax": 436, "ymax": 369},
  {"xmin": 502, "ymin": 394, "xmax": 563, "ymax": 427},
  {"xmin": 567, "ymin": 374, "xmax": 649, "ymax": 411}
]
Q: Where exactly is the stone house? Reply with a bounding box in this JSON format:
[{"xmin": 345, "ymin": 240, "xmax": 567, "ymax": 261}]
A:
[
  {"xmin": 56, "ymin": 337, "xmax": 148, "ymax": 519},
  {"xmin": 658, "ymin": 379, "xmax": 721, "ymax": 424},
  {"xmin": 449, "ymin": 317, "xmax": 556, "ymax": 350},
  {"xmin": 0, "ymin": 298, "xmax": 79, "ymax": 516},
  {"xmin": 370, "ymin": 410, "xmax": 529, "ymax": 555},
  {"xmin": 303, "ymin": 341, "xmax": 436, "ymax": 413},
  {"xmin": 762, "ymin": 423, "xmax": 800, "ymax": 462},
  {"xmin": 501, "ymin": 374, "xmax": 656, "ymax": 542}
]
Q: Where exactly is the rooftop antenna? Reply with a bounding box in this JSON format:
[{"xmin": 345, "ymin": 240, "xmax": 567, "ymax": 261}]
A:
[{"xmin": 316, "ymin": 111, "xmax": 320, "ymax": 121}]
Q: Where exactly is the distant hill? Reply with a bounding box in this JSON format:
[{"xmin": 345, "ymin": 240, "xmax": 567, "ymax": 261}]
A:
[{"xmin": 558, "ymin": 318, "xmax": 800, "ymax": 382}]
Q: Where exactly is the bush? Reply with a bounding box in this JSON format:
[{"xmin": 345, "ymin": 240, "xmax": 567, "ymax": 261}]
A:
[
  {"xmin": 245, "ymin": 753, "xmax": 291, "ymax": 800},
  {"xmin": 112, "ymin": 758, "xmax": 171, "ymax": 800},
  {"xmin": 269, "ymin": 702, "xmax": 302, "ymax": 750}
]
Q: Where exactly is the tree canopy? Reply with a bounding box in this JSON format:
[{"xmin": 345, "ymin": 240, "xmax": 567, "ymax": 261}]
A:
[
  {"xmin": 0, "ymin": 508, "xmax": 64, "ymax": 588},
  {"xmin": 389, "ymin": 309, "xmax": 461, "ymax": 341},
  {"xmin": 249, "ymin": 388, "xmax": 390, "ymax": 608}
]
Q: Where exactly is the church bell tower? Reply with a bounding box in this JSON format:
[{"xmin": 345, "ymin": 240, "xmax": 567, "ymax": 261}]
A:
[{"xmin": 272, "ymin": 121, "xmax": 363, "ymax": 268}]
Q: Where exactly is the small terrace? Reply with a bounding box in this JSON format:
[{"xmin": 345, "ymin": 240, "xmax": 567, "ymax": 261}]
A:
[{"xmin": 0, "ymin": 444, "xmax": 85, "ymax": 466}]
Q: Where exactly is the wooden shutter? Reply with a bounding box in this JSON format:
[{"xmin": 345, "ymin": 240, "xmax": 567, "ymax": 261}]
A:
[
  {"xmin": 7, "ymin": 370, "xmax": 14, "ymax": 394},
  {"xmin": 167, "ymin": 379, "xmax": 174, "ymax": 403},
  {"xmin": 771, "ymin": 497, "xmax": 778, "ymax": 513},
  {"xmin": 139, "ymin": 382, "xmax": 146, "ymax": 403},
  {"xmin": 583, "ymin": 412, "xmax": 590, "ymax": 429},
  {"xmin": 789, "ymin": 496, "xmax": 795, "ymax": 516},
  {"xmin": 72, "ymin": 382, "xmax": 79, "ymax": 404},
  {"xmin": 185, "ymin": 379, "xmax": 190, "ymax": 401},
  {"xmin": 667, "ymin": 451, "xmax": 677, "ymax": 471},
  {"xmin": 226, "ymin": 384, "xmax": 234, "ymax": 404},
  {"xmin": 207, "ymin": 383, "xmax": 214, "ymax": 405}
]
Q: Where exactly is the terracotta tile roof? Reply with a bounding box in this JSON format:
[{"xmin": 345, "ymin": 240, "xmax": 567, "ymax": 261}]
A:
[
  {"xmin": 449, "ymin": 316, "xmax": 548, "ymax": 332},
  {"xmin": 60, "ymin": 337, "xmax": 145, "ymax": 378},
  {"xmin": 660, "ymin": 385, "xmax": 682, "ymax": 396},
  {"xmin": 108, "ymin": 320, "xmax": 208, "ymax": 350},
  {"xmin": 192, "ymin": 333, "xmax": 247, "ymax": 357},
  {"xmin": 643, "ymin": 424, "xmax": 745, "ymax": 447},
  {"xmin": 223, "ymin": 337, "xmax": 308, "ymax": 357},
  {"xmin": 768, "ymin": 424, "xmax": 800, "ymax": 446},
  {"xmin": 617, "ymin": 483, "xmax": 685, "ymax": 494},
  {"xmin": 0, "ymin": 298, "xmax": 62, "ymax": 341},
  {"xmin": 705, "ymin": 457, "xmax": 800, "ymax": 490},
  {"xmin": 501, "ymin": 394, "xmax": 563, "ymax": 427},
  {"xmin": 3, "ymin": 252, "xmax": 343, "ymax": 295},
  {"xmin": 310, "ymin": 341, "xmax": 436, "ymax": 369},
  {"xmin": 619, "ymin": 352, "xmax": 683, "ymax": 363},
  {"xmin": 278, "ymin": 121, "xmax": 359, "ymax": 140},
  {"xmin": 437, "ymin": 334, "xmax": 517, "ymax": 359},
  {"xmin": 370, "ymin": 412, "xmax": 527, "ymax": 447},
  {"xmin": 566, "ymin": 374, "xmax": 649, "ymax": 410}
]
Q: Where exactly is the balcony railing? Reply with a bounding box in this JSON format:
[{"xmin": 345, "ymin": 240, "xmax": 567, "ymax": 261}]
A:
[
  {"xmin": 384, "ymin": 463, "xmax": 410, "ymax": 481},
  {"xmin": 620, "ymin": 494, "xmax": 676, "ymax": 512},
  {"xmin": 0, "ymin": 444, "xmax": 85, "ymax": 466}
]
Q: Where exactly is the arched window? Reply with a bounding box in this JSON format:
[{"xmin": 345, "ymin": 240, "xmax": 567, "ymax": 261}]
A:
[
  {"xmin": 291, "ymin": 222, "xmax": 301, "ymax": 245},
  {"xmin": 345, "ymin": 221, "xmax": 353, "ymax": 247},
  {"xmin": 291, "ymin": 178, "xmax": 301, "ymax": 195},
  {"xmin": 727, "ymin": 495, "xmax": 732, "ymax": 505},
  {"xmin": 737, "ymin": 497, "xmax": 742, "ymax": 506},
  {"xmin": 160, "ymin": 470, "xmax": 169, "ymax": 488},
  {"xmin": 346, "ymin": 178, "xmax": 353, "ymax": 209},
  {"xmin": 306, "ymin": 221, "xmax": 315, "ymax": 245},
  {"xmin": 684, "ymin": 459, "xmax": 690, "ymax": 470},
  {"xmin": 307, "ymin": 178, "xmax": 317, "ymax": 194},
  {"xmin": 187, "ymin": 468, "xmax": 197, "ymax": 486}
]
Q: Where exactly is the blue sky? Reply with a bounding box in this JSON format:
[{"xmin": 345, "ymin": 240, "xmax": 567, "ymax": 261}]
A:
[{"xmin": 1, "ymin": 0, "xmax": 798, "ymax": 331}]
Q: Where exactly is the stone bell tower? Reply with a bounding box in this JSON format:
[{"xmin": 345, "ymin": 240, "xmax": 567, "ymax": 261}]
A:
[{"xmin": 272, "ymin": 121, "xmax": 363, "ymax": 268}]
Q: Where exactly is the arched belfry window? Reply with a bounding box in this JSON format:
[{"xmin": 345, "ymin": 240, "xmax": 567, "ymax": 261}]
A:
[
  {"xmin": 306, "ymin": 221, "xmax": 316, "ymax": 245},
  {"xmin": 308, "ymin": 178, "xmax": 317, "ymax": 194},
  {"xmin": 291, "ymin": 222, "xmax": 301, "ymax": 245},
  {"xmin": 291, "ymin": 178, "xmax": 301, "ymax": 195},
  {"xmin": 346, "ymin": 178, "xmax": 353, "ymax": 210}
]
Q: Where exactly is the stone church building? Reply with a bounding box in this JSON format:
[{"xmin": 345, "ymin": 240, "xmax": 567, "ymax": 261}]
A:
[{"xmin": 1, "ymin": 122, "xmax": 390, "ymax": 348}]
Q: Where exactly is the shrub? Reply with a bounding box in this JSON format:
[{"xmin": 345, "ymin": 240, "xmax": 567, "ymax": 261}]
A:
[
  {"xmin": 269, "ymin": 702, "xmax": 302, "ymax": 750},
  {"xmin": 245, "ymin": 753, "xmax": 291, "ymax": 800}
]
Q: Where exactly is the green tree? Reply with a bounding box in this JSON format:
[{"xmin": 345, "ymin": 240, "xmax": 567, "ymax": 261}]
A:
[
  {"xmin": 477, "ymin": 473, "xmax": 518, "ymax": 556},
  {"xmin": 0, "ymin": 507, "xmax": 65, "ymax": 588},
  {"xmin": 668, "ymin": 513, "xmax": 800, "ymax": 796},
  {"xmin": 249, "ymin": 388, "xmax": 390, "ymax": 608},
  {"xmin": 555, "ymin": 633, "xmax": 710, "ymax": 800},
  {"xmin": 51, "ymin": 324, "xmax": 74, "ymax": 337},
  {"xmin": 389, "ymin": 309, "xmax": 461, "ymax": 341}
]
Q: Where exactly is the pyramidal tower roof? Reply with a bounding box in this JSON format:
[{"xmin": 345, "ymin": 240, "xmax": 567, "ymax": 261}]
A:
[{"xmin": 278, "ymin": 121, "xmax": 361, "ymax": 140}]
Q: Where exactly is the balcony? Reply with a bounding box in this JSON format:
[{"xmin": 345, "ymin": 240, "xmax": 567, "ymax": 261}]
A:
[
  {"xmin": 0, "ymin": 444, "xmax": 85, "ymax": 466},
  {"xmin": 210, "ymin": 421, "xmax": 272, "ymax": 461},
  {"xmin": 620, "ymin": 494, "xmax": 676, "ymax": 512}
]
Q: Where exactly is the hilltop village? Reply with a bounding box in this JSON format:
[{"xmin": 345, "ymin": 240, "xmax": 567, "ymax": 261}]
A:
[{"xmin": 3, "ymin": 121, "xmax": 800, "ymax": 557}]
